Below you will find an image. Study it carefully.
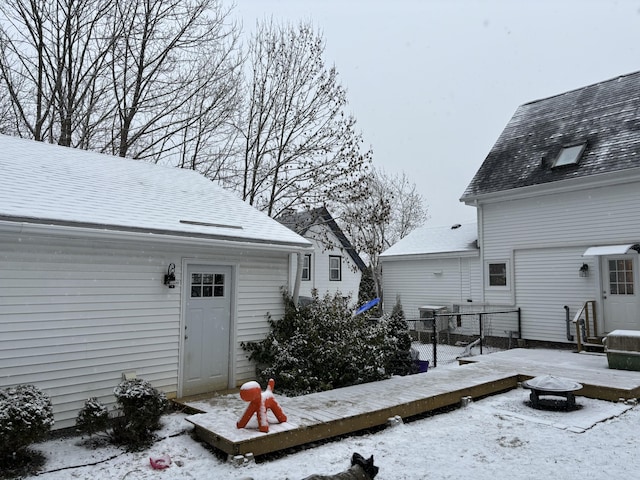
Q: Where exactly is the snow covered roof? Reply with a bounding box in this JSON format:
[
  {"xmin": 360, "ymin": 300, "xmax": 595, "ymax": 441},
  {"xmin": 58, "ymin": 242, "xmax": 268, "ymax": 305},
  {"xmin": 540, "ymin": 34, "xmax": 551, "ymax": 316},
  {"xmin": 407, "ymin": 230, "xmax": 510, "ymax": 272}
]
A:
[
  {"xmin": 380, "ymin": 222, "xmax": 478, "ymax": 259},
  {"xmin": 0, "ymin": 134, "xmax": 310, "ymax": 248},
  {"xmin": 462, "ymin": 71, "xmax": 640, "ymax": 201}
]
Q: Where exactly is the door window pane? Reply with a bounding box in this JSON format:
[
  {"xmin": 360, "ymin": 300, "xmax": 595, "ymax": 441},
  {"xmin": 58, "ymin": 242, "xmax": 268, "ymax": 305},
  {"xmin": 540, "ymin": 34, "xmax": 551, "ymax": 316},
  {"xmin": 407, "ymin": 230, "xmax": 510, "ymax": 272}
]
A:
[
  {"xmin": 191, "ymin": 272, "xmax": 225, "ymax": 297},
  {"xmin": 214, "ymin": 274, "xmax": 225, "ymax": 297},
  {"xmin": 609, "ymin": 259, "xmax": 634, "ymax": 295}
]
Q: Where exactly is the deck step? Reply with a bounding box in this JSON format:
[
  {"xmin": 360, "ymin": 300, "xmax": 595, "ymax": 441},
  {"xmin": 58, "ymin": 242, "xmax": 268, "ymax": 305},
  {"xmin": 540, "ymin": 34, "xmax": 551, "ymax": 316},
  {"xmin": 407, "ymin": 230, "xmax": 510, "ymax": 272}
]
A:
[{"xmin": 583, "ymin": 338, "xmax": 605, "ymax": 352}]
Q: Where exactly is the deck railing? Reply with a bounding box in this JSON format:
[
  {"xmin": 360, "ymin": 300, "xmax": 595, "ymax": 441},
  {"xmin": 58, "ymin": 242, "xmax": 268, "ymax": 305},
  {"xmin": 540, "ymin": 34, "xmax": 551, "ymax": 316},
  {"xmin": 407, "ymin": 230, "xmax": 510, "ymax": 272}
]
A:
[{"xmin": 572, "ymin": 300, "xmax": 598, "ymax": 352}]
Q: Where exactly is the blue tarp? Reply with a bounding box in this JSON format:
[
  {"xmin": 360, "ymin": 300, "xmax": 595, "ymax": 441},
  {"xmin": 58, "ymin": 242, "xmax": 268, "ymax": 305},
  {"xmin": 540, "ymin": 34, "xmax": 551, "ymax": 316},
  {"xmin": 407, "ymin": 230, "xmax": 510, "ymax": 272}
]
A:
[{"xmin": 354, "ymin": 297, "xmax": 380, "ymax": 316}]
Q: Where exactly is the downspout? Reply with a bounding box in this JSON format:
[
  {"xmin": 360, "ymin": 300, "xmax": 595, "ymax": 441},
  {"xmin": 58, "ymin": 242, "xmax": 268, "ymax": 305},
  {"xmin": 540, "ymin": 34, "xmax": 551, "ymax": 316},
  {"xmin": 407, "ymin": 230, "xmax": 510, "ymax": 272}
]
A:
[
  {"xmin": 292, "ymin": 252, "xmax": 304, "ymax": 307},
  {"xmin": 564, "ymin": 305, "xmax": 574, "ymax": 341}
]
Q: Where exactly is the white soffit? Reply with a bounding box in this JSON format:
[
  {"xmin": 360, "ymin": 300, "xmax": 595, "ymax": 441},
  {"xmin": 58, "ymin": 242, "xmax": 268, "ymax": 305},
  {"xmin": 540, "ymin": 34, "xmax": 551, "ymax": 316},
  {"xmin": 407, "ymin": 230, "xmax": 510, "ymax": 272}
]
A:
[{"xmin": 583, "ymin": 244, "xmax": 637, "ymax": 256}]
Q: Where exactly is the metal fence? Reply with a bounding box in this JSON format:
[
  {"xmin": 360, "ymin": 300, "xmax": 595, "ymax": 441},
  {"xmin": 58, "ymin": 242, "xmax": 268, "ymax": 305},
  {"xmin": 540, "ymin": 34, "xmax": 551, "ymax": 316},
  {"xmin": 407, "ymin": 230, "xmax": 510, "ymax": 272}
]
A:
[{"xmin": 406, "ymin": 308, "xmax": 521, "ymax": 368}]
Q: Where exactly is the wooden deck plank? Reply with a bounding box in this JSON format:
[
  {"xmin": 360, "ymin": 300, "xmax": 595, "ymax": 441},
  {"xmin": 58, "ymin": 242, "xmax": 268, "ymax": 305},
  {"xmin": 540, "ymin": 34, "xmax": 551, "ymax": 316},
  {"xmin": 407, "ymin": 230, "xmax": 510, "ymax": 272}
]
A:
[
  {"xmin": 185, "ymin": 362, "xmax": 519, "ymax": 457},
  {"xmin": 184, "ymin": 349, "xmax": 640, "ymax": 457}
]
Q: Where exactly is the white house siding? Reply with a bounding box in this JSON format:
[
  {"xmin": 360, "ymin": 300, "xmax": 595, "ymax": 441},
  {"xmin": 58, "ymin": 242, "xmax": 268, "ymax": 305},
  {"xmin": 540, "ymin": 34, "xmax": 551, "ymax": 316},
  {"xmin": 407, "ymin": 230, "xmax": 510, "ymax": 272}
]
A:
[
  {"xmin": 514, "ymin": 247, "xmax": 596, "ymax": 342},
  {"xmin": 381, "ymin": 255, "xmax": 481, "ymax": 319},
  {"xmin": 479, "ymin": 180, "xmax": 640, "ymax": 342},
  {"xmin": 296, "ymin": 225, "xmax": 361, "ymax": 302},
  {"xmin": 234, "ymin": 254, "xmax": 289, "ymax": 381},
  {"xmin": 0, "ymin": 231, "xmax": 290, "ymax": 430}
]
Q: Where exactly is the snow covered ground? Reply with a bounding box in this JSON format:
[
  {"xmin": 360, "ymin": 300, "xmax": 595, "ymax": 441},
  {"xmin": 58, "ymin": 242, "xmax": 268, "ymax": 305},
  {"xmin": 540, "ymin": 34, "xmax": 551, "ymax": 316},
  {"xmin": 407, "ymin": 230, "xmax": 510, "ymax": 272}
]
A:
[{"xmin": 22, "ymin": 362, "xmax": 639, "ymax": 480}]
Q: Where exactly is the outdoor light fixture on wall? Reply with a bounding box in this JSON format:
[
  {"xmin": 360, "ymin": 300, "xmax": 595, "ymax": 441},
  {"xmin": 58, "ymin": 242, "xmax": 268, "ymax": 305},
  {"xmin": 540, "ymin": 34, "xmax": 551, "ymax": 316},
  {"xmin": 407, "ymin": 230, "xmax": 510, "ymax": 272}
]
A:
[
  {"xmin": 164, "ymin": 263, "xmax": 176, "ymax": 288},
  {"xmin": 579, "ymin": 263, "xmax": 589, "ymax": 278}
]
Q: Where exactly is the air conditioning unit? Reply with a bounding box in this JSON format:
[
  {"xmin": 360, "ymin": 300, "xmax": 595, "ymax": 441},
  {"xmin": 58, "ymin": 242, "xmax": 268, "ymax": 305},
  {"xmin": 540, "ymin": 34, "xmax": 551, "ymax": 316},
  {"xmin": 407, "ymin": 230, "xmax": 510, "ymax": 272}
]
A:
[{"xmin": 417, "ymin": 305, "xmax": 449, "ymax": 332}]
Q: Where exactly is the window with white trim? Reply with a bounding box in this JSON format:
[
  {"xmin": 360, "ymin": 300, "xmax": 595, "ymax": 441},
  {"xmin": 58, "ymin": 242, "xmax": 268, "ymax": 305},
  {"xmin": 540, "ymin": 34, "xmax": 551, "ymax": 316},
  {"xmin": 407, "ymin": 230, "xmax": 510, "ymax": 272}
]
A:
[
  {"xmin": 302, "ymin": 254, "xmax": 311, "ymax": 281},
  {"xmin": 329, "ymin": 255, "xmax": 342, "ymax": 281},
  {"xmin": 487, "ymin": 262, "xmax": 508, "ymax": 287}
]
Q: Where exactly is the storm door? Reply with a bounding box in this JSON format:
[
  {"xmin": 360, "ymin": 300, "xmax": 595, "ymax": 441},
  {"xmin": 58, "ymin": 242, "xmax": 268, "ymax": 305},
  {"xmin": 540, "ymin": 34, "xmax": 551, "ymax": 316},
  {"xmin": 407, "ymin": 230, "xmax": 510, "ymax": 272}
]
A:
[
  {"xmin": 182, "ymin": 264, "xmax": 232, "ymax": 396},
  {"xmin": 602, "ymin": 255, "xmax": 640, "ymax": 332}
]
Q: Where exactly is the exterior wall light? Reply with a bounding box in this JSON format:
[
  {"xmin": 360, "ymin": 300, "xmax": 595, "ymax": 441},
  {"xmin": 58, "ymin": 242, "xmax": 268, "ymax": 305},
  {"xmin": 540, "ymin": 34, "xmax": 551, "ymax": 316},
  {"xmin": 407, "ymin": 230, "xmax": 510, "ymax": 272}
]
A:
[
  {"xmin": 164, "ymin": 263, "xmax": 177, "ymax": 288},
  {"xmin": 579, "ymin": 263, "xmax": 589, "ymax": 278}
]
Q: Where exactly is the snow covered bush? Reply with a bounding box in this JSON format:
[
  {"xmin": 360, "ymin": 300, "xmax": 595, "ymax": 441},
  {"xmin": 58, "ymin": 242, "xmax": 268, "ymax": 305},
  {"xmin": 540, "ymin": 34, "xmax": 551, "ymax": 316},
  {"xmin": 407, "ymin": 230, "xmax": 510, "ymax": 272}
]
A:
[
  {"xmin": 357, "ymin": 266, "xmax": 379, "ymax": 315},
  {"xmin": 0, "ymin": 384, "xmax": 54, "ymax": 461},
  {"xmin": 242, "ymin": 290, "xmax": 412, "ymax": 395},
  {"xmin": 75, "ymin": 397, "xmax": 110, "ymax": 437},
  {"xmin": 111, "ymin": 378, "xmax": 167, "ymax": 450},
  {"xmin": 380, "ymin": 297, "xmax": 418, "ymax": 376}
]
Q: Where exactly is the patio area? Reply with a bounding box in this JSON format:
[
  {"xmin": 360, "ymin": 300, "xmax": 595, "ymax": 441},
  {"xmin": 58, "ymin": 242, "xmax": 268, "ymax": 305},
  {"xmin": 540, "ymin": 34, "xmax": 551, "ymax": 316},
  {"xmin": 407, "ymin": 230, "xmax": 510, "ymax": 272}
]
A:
[{"xmin": 178, "ymin": 348, "xmax": 640, "ymax": 458}]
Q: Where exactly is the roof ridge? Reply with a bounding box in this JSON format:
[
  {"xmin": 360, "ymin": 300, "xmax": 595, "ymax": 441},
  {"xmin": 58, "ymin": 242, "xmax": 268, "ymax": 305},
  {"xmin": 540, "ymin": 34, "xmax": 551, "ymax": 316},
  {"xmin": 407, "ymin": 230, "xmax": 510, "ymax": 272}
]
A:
[{"xmin": 521, "ymin": 70, "xmax": 640, "ymax": 108}]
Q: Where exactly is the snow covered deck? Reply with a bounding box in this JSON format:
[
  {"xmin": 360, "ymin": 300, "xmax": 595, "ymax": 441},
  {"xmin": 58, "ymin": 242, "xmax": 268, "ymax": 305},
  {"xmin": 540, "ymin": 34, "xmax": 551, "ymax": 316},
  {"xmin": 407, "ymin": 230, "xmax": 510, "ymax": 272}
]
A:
[
  {"xmin": 182, "ymin": 348, "xmax": 640, "ymax": 457},
  {"xmin": 459, "ymin": 348, "xmax": 640, "ymax": 401}
]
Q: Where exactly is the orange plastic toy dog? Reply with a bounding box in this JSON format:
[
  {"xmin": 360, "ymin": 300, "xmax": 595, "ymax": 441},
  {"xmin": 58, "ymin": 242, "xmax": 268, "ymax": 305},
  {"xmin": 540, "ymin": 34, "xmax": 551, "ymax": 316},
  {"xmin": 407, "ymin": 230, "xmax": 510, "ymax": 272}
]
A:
[{"xmin": 236, "ymin": 378, "xmax": 287, "ymax": 433}]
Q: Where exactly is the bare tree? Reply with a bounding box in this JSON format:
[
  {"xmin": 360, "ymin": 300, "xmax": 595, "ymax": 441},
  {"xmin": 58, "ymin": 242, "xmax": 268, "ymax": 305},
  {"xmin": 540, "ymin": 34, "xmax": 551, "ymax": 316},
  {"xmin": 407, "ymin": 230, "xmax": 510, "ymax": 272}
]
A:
[
  {"xmin": 234, "ymin": 19, "xmax": 372, "ymax": 218},
  {"xmin": 0, "ymin": 0, "xmax": 115, "ymax": 144},
  {"xmin": 0, "ymin": 0, "xmax": 242, "ymax": 174},
  {"xmin": 105, "ymin": 0, "xmax": 242, "ymax": 165},
  {"xmin": 338, "ymin": 168, "xmax": 428, "ymax": 301}
]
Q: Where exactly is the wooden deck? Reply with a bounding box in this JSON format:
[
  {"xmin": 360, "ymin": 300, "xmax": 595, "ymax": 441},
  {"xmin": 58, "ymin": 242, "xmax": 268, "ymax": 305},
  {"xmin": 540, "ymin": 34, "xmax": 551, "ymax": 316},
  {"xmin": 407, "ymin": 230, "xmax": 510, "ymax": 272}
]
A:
[{"xmin": 182, "ymin": 348, "xmax": 640, "ymax": 458}]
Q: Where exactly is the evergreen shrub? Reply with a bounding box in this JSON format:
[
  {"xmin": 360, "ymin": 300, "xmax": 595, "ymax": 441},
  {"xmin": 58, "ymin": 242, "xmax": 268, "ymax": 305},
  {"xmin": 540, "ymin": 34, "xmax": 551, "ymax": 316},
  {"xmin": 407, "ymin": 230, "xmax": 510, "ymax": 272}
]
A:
[
  {"xmin": 0, "ymin": 384, "xmax": 54, "ymax": 461},
  {"xmin": 382, "ymin": 297, "xmax": 419, "ymax": 376},
  {"xmin": 242, "ymin": 291, "xmax": 416, "ymax": 396},
  {"xmin": 110, "ymin": 378, "xmax": 167, "ymax": 450},
  {"xmin": 75, "ymin": 397, "xmax": 110, "ymax": 437}
]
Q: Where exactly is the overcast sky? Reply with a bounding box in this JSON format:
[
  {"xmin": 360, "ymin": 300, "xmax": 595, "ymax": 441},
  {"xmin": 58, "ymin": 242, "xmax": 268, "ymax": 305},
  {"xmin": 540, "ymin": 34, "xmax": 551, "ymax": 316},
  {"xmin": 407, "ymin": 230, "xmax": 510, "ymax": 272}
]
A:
[{"xmin": 233, "ymin": 0, "xmax": 640, "ymax": 226}]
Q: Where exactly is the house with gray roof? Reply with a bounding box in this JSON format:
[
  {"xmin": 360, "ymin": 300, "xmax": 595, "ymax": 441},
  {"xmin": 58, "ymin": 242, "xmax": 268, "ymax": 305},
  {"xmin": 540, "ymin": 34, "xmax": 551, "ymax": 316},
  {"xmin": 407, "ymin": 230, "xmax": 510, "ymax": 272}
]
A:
[
  {"xmin": 381, "ymin": 72, "xmax": 640, "ymax": 348},
  {"xmin": 461, "ymin": 71, "xmax": 640, "ymax": 346},
  {"xmin": 278, "ymin": 207, "xmax": 365, "ymax": 303},
  {"xmin": 0, "ymin": 134, "xmax": 311, "ymax": 429}
]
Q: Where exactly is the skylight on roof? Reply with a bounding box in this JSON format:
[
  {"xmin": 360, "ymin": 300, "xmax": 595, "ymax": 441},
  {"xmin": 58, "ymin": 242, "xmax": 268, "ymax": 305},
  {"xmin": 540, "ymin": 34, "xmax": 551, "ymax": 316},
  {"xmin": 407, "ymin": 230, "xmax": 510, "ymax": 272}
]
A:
[{"xmin": 553, "ymin": 143, "xmax": 586, "ymax": 167}]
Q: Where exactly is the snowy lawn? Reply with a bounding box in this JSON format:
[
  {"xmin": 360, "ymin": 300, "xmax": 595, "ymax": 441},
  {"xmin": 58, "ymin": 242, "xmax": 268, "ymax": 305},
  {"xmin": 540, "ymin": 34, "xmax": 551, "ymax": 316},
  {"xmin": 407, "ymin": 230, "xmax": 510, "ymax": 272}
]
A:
[{"xmin": 19, "ymin": 372, "xmax": 638, "ymax": 480}]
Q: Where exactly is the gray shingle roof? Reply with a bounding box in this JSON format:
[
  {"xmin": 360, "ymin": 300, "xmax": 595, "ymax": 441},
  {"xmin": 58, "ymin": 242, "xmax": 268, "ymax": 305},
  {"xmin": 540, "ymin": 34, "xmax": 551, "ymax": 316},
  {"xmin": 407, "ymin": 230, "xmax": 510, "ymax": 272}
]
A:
[
  {"xmin": 462, "ymin": 71, "xmax": 640, "ymax": 201},
  {"xmin": 0, "ymin": 134, "xmax": 310, "ymax": 248},
  {"xmin": 277, "ymin": 207, "xmax": 366, "ymax": 271}
]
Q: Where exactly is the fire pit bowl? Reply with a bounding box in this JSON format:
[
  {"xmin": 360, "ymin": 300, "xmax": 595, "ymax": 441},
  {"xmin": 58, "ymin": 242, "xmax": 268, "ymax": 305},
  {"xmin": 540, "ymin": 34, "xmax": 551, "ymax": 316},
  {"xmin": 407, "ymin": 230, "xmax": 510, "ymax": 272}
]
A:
[{"xmin": 522, "ymin": 375, "xmax": 583, "ymax": 409}]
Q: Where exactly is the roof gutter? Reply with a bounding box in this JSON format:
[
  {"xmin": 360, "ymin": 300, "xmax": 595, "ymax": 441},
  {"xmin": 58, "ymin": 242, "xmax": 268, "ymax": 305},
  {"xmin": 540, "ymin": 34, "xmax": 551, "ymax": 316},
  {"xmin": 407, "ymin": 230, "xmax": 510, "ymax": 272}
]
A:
[
  {"xmin": 380, "ymin": 249, "xmax": 480, "ymax": 262},
  {"xmin": 0, "ymin": 219, "xmax": 312, "ymax": 254},
  {"xmin": 461, "ymin": 166, "xmax": 640, "ymax": 205}
]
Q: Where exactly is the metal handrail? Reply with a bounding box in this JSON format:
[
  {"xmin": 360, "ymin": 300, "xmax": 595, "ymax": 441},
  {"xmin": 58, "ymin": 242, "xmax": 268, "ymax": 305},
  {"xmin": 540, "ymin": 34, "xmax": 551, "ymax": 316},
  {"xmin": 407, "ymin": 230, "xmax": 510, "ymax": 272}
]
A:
[{"xmin": 572, "ymin": 300, "xmax": 597, "ymax": 352}]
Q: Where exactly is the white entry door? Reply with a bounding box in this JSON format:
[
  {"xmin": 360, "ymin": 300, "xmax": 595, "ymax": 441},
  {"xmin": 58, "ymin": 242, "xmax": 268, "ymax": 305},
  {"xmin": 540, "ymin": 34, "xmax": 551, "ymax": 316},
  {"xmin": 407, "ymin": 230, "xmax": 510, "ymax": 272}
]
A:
[
  {"xmin": 182, "ymin": 264, "xmax": 232, "ymax": 396},
  {"xmin": 602, "ymin": 255, "xmax": 640, "ymax": 332}
]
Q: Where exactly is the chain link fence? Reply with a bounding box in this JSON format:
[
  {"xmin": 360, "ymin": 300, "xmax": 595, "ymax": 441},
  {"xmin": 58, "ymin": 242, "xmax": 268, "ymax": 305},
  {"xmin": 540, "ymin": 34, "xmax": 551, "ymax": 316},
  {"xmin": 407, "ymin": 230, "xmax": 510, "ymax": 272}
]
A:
[{"xmin": 406, "ymin": 308, "xmax": 521, "ymax": 368}]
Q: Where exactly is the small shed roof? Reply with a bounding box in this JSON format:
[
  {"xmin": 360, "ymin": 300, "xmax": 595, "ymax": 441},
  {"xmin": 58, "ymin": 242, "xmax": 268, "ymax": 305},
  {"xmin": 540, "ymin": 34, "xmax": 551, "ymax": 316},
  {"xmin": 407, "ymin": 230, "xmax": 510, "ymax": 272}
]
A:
[
  {"xmin": 380, "ymin": 222, "xmax": 478, "ymax": 259},
  {"xmin": 0, "ymin": 134, "xmax": 310, "ymax": 248},
  {"xmin": 462, "ymin": 71, "xmax": 640, "ymax": 201}
]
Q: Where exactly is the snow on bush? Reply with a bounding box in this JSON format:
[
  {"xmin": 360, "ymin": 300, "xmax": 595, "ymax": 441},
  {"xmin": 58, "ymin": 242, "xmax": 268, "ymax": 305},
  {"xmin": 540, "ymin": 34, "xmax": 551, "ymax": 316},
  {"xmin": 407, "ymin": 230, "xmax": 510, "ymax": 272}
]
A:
[
  {"xmin": 75, "ymin": 397, "xmax": 110, "ymax": 437},
  {"xmin": 111, "ymin": 378, "xmax": 167, "ymax": 450},
  {"xmin": 0, "ymin": 384, "xmax": 54, "ymax": 460},
  {"xmin": 242, "ymin": 291, "xmax": 415, "ymax": 396},
  {"xmin": 379, "ymin": 297, "xmax": 418, "ymax": 376}
]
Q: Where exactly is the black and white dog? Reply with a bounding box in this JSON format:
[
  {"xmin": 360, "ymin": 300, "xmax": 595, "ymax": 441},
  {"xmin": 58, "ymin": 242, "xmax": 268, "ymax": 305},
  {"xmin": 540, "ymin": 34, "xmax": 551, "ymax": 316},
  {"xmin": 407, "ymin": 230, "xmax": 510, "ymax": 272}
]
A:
[{"xmin": 301, "ymin": 453, "xmax": 379, "ymax": 480}]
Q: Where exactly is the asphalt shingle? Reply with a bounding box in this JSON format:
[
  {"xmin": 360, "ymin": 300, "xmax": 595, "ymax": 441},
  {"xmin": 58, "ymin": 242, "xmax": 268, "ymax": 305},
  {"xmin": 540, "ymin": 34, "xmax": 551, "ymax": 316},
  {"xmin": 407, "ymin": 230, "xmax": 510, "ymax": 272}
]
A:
[
  {"xmin": 0, "ymin": 134, "xmax": 309, "ymax": 247},
  {"xmin": 462, "ymin": 71, "xmax": 640, "ymax": 200}
]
